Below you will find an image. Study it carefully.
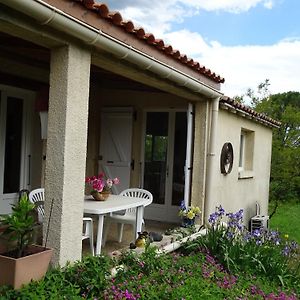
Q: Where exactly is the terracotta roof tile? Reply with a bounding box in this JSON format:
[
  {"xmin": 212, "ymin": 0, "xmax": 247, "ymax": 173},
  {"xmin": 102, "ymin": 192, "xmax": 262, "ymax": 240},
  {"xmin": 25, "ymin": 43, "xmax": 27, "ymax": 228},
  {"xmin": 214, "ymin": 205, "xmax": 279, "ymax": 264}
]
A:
[
  {"xmin": 133, "ymin": 27, "xmax": 146, "ymax": 39},
  {"xmin": 121, "ymin": 20, "xmax": 135, "ymax": 33},
  {"xmin": 220, "ymin": 96, "xmax": 281, "ymax": 128},
  {"xmin": 172, "ymin": 50, "xmax": 180, "ymax": 59},
  {"xmin": 154, "ymin": 39, "xmax": 164, "ymax": 49},
  {"xmin": 144, "ymin": 33, "xmax": 155, "ymax": 44},
  {"xmin": 93, "ymin": 3, "xmax": 109, "ymax": 18},
  {"xmin": 71, "ymin": 0, "xmax": 225, "ymax": 83},
  {"xmin": 187, "ymin": 58, "xmax": 194, "ymax": 66},
  {"xmin": 163, "ymin": 44, "xmax": 173, "ymax": 54},
  {"xmin": 107, "ymin": 11, "xmax": 122, "ymax": 25}
]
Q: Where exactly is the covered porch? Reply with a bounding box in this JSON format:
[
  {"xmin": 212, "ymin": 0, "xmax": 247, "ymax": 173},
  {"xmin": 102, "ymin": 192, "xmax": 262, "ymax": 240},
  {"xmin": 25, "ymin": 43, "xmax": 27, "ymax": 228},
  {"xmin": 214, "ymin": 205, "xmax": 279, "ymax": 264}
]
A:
[{"xmin": 0, "ymin": 0, "xmax": 223, "ymax": 265}]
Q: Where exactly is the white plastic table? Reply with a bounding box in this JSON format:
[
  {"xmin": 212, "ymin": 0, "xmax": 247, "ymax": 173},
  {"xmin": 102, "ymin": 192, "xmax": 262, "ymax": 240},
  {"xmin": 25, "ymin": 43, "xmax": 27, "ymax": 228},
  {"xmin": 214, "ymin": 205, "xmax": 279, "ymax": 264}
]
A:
[{"xmin": 84, "ymin": 194, "xmax": 152, "ymax": 255}]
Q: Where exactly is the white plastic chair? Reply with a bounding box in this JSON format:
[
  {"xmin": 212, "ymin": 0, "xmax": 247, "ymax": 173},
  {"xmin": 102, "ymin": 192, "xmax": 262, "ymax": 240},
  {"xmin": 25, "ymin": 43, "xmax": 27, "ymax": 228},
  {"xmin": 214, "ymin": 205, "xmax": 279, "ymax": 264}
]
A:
[
  {"xmin": 28, "ymin": 188, "xmax": 94, "ymax": 256},
  {"xmin": 28, "ymin": 188, "xmax": 45, "ymax": 223},
  {"xmin": 103, "ymin": 188, "xmax": 153, "ymax": 244}
]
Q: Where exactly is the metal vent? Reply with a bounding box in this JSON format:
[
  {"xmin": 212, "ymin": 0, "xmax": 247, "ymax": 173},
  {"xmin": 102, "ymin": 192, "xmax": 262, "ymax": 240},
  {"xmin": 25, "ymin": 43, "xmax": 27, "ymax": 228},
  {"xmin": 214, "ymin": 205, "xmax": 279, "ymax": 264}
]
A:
[{"xmin": 250, "ymin": 215, "xmax": 269, "ymax": 232}]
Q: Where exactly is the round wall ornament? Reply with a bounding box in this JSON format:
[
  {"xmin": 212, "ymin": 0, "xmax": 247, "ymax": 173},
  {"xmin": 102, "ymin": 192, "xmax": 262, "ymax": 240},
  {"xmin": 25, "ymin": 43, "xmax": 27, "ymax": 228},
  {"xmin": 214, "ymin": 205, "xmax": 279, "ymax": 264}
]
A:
[{"xmin": 220, "ymin": 142, "xmax": 234, "ymax": 175}]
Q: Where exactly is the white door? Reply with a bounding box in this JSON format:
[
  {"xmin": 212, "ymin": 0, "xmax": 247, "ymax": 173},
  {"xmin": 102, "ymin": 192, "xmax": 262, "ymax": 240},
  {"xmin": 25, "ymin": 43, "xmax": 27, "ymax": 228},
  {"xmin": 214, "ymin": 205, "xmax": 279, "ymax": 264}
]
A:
[
  {"xmin": 98, "ymin": 108, "xmax": 133, "ymax": 194},
  {"xmin": 142, "ymin": 110, "xmax": 189, "ymax": 223},
  {"xmin": 0, "ymin": 87, "xmax": 33, "ymax": 214}
]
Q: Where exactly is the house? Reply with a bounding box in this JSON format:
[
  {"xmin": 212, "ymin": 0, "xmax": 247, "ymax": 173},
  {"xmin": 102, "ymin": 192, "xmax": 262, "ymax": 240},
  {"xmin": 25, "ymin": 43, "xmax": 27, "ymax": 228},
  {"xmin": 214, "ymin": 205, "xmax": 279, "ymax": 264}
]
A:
[{"xmin": 0, "ymin": 0, "xmax": 280, "ymax": 265}]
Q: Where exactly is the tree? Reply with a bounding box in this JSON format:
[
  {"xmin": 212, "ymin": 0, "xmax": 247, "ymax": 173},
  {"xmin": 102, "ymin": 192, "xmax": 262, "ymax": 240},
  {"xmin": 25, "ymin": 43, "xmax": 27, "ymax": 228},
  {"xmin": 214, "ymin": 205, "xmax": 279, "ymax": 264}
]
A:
[
  {"xmin": 254, "ymin": 91, "xmax": 300, "ymax": 202},
  {"xmin": 233, "ymin": 79, "xmax": 271, "ymax": 107}
]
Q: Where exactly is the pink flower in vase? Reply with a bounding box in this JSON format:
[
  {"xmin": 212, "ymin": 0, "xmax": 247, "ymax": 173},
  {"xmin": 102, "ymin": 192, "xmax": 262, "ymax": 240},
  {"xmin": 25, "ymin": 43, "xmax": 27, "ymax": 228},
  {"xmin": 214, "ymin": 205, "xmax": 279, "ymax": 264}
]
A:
[
  {"xmin": 106, "ymin": 179, "xmax": 113, "ymax": 189},
  {"xmin": 85, "ymin": 174, "xmax": 120, "ymax": 193},
  {"xmin": 113, "ymin": 178, "xmax": 120, "ymax": 184}
]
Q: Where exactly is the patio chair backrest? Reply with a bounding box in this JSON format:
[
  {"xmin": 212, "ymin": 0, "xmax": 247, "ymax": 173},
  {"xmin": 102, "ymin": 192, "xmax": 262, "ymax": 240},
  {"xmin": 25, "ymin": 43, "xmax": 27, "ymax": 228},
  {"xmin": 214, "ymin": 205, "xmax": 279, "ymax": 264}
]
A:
[
  {"xmin": 28, "ymin": 188, "xmax": 95, "ymax": 255},
  {"xmin": 119, "ymin": 188, "xmax": 153, "ymax": 214},
  {"xmin": 28, "ymin": 188, "xmax": 45, "ymax": 223}
]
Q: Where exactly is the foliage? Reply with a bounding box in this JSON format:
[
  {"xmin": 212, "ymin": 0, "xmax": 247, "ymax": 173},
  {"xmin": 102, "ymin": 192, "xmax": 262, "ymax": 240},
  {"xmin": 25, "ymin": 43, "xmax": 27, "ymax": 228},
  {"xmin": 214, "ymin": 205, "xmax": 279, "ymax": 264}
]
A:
[
  {"xmin": 1, "ymin": 206, "xmax": 299, "ymax": 299},
  {"xmin": 1, "ymin": 238, "xmax": 299, "ymax": 299},
  {"xmin": 0, "ymin": 254, "xmax": 112, "ymax": 299},
  {"xmin": 256, "ymin": 91, "xmax": 300, "ymax": 202},
  {"xmin": 184, "ymin": 206, "xmax": 300, "ymax": 292},
  {"xmin": 269, "ymin": 201, "xmax": 300, "ymax": 243},
  {"xmin": 85, "ymin": 173, "xmax": 120, "ymax": 193},
  {"xmin": 1, "ymin": 193, "xmax": 36, "ymax": 258},
  {"xmin": 104, "ymin": 245, "xmax": 299, "ymax": 299},
  {"xmin": 234, "ymin": 79, "xmax": 271, "ymax": 107}
]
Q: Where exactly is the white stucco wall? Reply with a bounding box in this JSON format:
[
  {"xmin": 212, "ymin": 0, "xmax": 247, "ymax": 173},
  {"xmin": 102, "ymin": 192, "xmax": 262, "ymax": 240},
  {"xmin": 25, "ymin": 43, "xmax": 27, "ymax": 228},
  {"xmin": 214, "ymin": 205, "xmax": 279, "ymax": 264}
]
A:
[
  {"xmin": 206, "ymin": 108, "xmax": 273, "ymax": 226},
  {"xmin": 45, "ymin": 45, "xmax": 91, "ymax": 265}
]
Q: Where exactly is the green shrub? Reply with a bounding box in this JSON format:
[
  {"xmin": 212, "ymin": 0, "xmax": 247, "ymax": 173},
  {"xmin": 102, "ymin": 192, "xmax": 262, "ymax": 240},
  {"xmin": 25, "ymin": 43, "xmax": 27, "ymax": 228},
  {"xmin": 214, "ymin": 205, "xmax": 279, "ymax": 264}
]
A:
[
  {"xmin": 1, "ymin": 210, "xmax": 299, "ymax": 299},
  {"xmin": 183, "ymin": 205, "xmax": 300, "ymax": 292},
  {"xmin": 0, "ymin": 255, "xmax": 112, "ymax": 299}
]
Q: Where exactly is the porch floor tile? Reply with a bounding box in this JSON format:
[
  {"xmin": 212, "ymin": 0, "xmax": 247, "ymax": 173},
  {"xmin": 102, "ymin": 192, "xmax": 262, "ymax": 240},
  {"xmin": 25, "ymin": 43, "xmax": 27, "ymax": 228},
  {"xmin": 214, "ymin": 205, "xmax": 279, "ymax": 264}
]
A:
[{"xmin": 82, "ymin": 219, "xmax": 177, "ymax": 255}]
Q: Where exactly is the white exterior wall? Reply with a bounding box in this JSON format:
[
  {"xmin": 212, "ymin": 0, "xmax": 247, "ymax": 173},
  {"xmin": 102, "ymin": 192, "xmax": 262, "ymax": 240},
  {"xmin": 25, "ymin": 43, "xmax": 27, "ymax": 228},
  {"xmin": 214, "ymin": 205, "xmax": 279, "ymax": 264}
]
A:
[{"xmin": 206, "ymin": 108, "xmax": 273, "ymax": 225}]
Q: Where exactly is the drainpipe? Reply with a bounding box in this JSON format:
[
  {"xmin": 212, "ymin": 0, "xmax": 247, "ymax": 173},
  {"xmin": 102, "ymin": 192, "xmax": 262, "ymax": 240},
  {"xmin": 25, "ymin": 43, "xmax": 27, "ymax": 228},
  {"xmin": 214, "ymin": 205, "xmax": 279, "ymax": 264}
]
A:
[
  {"xmin": 204, "ymin": 97, "xmax": 220, "ymax": 222},
  {"xmin": 1, "ymin": 0, "xmax": 223, "ymax": 99},
  {"xmin": 184, "ymin": 103, "xmax": 194, "ymax": 207}
]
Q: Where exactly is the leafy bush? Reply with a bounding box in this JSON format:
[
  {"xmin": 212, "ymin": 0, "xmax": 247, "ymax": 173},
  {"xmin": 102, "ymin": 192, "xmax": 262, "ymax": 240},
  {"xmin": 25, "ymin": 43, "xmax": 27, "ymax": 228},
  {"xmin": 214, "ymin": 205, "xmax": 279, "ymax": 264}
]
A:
[
  {"xmin": 0, "ymin": 254, "xmax": 112, "ymax": 299},
  {"xmin": 183, "ymin": 205, "xmax": 300, "ymax": 290},
  {"xmin": 1, "ymin": 210, "xmax": 299, "ymax": 299}
]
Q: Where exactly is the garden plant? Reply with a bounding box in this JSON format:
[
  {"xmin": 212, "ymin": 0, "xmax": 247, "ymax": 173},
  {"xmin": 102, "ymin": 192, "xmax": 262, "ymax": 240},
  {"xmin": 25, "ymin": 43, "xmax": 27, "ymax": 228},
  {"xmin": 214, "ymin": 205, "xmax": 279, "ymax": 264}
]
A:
[{"xmin": 0, "ymin": 206, "xmax": 299, "ymax": 299}]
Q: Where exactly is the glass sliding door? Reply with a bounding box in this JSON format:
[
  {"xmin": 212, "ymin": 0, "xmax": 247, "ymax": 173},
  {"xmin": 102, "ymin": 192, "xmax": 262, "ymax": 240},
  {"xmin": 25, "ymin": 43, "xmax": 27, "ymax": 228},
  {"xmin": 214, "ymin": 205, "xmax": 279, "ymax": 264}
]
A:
[
  {"xmin": 171, "ymin": 112, "xmax": 187, "ymax": 206},
  {"xmin": 143, "ymin": 112, "xmax": 168, "ymax": 205},
  {"xmin": 143, "ymin": 110, "xmax": 188, "ymax": 223},
  {"xmin": 0, "ymin": 88, "xmax": 32, "ymax": 214},
  {"xmin": 3, "ymin": 97, "xmax": 23, "ymax": 194}
]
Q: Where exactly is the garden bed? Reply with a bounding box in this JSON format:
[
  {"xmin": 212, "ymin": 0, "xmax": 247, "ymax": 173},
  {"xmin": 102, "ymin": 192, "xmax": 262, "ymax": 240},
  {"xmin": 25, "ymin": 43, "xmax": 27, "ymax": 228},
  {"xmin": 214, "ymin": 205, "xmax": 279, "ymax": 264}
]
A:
[{"xmin": 1, "ymin": 207, "xmax": 299, "ymax": 299}]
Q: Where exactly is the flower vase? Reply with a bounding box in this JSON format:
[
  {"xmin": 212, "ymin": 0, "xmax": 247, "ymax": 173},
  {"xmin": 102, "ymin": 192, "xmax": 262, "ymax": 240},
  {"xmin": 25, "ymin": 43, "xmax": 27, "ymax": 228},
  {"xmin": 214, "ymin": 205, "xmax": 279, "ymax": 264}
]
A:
[
  {"xmin": 91, "ymin": 191, "xmax": 110, "ymax": 201},
  {"xmin": 181, "ymin": 217, "xmax": 195, "ymax": 228}
]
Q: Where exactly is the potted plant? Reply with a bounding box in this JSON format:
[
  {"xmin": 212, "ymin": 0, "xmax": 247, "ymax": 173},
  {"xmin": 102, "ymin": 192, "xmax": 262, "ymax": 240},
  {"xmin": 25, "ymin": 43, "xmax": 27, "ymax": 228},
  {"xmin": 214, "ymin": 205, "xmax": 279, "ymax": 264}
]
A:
[
  {"xmin": 0, "ymin": 193, "xmax": 53, "ymax": 289},
  {"xmin": 178, "ymin": 201, "xmax": 201, "ymax": 227},
  {"xmin": 85, "ymin": 173, "xmax": 119, "ymax": 200}
]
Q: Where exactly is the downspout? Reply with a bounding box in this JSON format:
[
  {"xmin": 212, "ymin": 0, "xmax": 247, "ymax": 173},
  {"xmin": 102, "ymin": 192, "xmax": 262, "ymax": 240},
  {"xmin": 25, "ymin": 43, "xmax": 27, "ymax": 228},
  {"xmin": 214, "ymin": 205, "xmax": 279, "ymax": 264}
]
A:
[
  {"xmin": 204, "ymin": 97, "xmax": 220, "ymax": 222},
  {"xmin": 184, "ymin": 103, "xmax": 194, "ymax": 207},
  {"xmin": 1, "ymin": 0, "xmax": 223, "ymax": 99}
]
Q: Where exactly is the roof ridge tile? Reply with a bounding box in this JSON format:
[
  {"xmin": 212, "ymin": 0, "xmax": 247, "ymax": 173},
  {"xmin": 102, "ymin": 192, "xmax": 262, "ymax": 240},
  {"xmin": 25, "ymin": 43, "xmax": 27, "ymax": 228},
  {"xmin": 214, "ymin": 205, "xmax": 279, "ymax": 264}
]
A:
[{"xmin": 220, "ymin": 96, "xmax": 281, "ymax": 127}]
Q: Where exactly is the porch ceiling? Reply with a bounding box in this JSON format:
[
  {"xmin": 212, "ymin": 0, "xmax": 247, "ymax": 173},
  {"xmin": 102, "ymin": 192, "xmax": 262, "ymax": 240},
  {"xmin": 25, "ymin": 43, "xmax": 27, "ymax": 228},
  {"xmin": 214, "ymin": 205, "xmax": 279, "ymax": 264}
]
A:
[
  {"xmin": 0, "ymin": 0, "xmax": 223, "ymax": 101},
  {"xmin": 0, "ymin": 32, "xmax": 164, "ymax": 94}
]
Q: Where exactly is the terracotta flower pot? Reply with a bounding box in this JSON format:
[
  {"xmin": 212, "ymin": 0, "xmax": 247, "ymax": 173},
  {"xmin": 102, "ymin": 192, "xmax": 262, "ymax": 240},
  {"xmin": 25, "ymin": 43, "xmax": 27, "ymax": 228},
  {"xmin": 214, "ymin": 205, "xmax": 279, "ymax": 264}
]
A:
[
  {"xmin": 91, "ymin": 191, "xmax": 110, "ymax": 201},
  {"xmin": 0, "ymin": 245, "xmax": 53, "ymax": 289}
]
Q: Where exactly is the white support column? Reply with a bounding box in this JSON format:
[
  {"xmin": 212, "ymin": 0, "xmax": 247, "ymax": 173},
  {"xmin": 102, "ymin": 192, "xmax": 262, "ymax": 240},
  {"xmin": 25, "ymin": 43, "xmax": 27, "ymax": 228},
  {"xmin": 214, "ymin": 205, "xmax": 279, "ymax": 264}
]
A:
[
  {"xmin": 44, "ymin": 45, "xmax": 91, "ymax": 266},
  {"xmin": 190, "ymin": 101, "xmax": 209, "ymax": 224}
]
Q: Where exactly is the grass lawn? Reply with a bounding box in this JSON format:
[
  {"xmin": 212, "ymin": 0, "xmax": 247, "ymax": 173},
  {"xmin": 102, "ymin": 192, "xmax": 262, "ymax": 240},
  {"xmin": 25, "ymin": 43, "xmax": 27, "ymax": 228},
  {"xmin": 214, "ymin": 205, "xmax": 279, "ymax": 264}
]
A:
[{"xmin": 269, "ymin": 201, "xmax": 300, "ymax": 243}]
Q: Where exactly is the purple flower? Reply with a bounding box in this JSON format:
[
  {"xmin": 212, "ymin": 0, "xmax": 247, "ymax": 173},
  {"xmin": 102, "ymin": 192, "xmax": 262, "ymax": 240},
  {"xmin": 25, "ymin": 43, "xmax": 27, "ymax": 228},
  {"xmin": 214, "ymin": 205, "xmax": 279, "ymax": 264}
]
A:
[
  {"xmin": 282, "ymin": 245, "xmax": 290, "ymax": 256},
  {"xmin": 180, "ymin": 200, "xmax": 186, "ymax": 210},
  {"xmin": 252, "ymin": 229, "xmax": 261, "ymax": 238}
]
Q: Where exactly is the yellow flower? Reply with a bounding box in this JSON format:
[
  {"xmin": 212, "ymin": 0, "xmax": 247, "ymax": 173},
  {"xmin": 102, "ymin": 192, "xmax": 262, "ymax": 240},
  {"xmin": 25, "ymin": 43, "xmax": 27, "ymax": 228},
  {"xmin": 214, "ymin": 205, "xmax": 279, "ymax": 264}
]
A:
[
  {"xmin": 284, "ymin": 234, "xmax": 289, "ymax": 239},
  {"xmin": 193, "ymin": 207, "xmax": 201, "ymax": 214},
  {"xmin": 187, "ymin": 210, "xmax": 195, "ymax": 219}
]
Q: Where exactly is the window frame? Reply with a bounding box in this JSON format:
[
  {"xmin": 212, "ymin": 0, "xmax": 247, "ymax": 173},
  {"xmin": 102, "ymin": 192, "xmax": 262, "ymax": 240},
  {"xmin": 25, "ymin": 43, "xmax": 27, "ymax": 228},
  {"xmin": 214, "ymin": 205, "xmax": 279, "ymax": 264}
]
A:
[{"xmin": 238, "ymin": 129, "xmax": 254, "ymax": 179}]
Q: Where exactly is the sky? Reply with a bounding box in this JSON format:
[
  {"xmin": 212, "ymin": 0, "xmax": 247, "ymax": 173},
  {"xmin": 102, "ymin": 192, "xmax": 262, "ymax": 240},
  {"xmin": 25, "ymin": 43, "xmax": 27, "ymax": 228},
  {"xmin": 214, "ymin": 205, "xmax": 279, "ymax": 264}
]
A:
[{"xmin": 101, "ymin": 0, "xmax": 300, "ymax": 99}]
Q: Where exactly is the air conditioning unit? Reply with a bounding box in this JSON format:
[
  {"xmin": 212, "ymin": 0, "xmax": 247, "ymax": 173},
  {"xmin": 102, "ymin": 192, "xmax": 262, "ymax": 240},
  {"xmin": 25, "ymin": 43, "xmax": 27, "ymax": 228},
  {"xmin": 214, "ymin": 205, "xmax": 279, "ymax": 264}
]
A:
[{"xmin": 250, "ymin": 215, "xmax": 269, "ymax": 232}]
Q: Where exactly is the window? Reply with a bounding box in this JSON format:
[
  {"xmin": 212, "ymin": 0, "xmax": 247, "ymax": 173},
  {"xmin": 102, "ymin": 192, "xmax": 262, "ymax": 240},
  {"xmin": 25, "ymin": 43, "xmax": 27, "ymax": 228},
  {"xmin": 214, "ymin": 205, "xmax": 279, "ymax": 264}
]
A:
[{"xmin": 238, "ymin": 129, "xmax": 254, "ymax": 179}]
